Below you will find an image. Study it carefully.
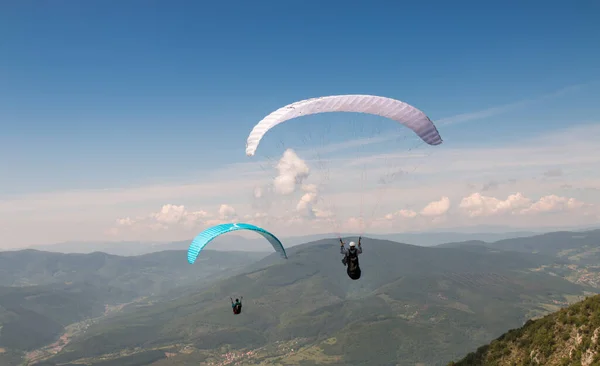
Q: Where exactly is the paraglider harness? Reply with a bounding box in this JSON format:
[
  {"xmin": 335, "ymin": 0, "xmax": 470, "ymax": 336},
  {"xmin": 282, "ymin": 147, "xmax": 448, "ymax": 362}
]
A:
[
  {"xmin": 231, "ymin": 297, "xmax": 242, "ymax": 315},
  {"xmin": 341, "ymin": 238, "xmax": 362, "ymax": 280}
]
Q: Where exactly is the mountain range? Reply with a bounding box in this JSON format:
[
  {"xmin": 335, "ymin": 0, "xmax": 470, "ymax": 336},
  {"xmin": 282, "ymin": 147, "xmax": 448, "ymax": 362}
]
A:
[
  {"xmin": 1, "ymin": 229, "xmax": 599, "ymax": 365},
  {"xmin": 19, "ymin": 230, "xmax": 547, "ymax": 257}
]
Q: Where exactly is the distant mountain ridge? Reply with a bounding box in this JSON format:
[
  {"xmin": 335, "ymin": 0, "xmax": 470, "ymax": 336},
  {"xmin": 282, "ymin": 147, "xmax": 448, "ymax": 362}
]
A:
[{"xmin": 15, "ymin": 230, "xmax": 548, "ymax": 256}]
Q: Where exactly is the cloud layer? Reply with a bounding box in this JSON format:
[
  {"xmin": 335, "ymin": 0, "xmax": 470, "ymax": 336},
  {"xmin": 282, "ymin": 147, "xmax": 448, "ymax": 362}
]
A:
[
  {"xmin": 1, "ymin": 121, "xmax": 599, "ymax": 248},
  {"xmin": 107, "ymin": 188, "xmax": 596, "ymax": 244}
]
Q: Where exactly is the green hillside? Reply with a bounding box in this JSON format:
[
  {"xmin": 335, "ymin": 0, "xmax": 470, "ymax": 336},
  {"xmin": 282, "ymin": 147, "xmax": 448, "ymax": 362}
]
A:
[
  {"xmin": 35, "ymin": 235, "xmax": 595, "ymax": 366},
  {"xmin": 0, "ymin": 248, "xmax": 267, "ymax": 362},
  {"xmin": 449, "ymin": 294, "xmax": 600, "ymax": 366},
  {"xmin": 0, "ymin": 282, "xmax": 131, "ymax": 351}
]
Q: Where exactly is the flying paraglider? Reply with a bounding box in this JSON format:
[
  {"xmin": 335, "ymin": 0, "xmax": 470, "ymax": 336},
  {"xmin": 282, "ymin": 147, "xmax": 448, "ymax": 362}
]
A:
[
  {"xmin": 340, "ymin": 237, "xmax": 363, "ymax": 280},
  {"xmin": 187, "ymin": 223, "xmax": 285, "ymax": 315},
  {"xmin": 245, "ymin": 94, "xmax": 443, "ymax": 157},
  {"xmin": 244, "ymin": 94, "xmax": 443, "ymax": 280},
  {"xmin": 187, "ymin": 223, "xmax": 287, "ymax": 264},
  {"xmin": 231, "ymin": 297, "xmax": 243, "ymax": 315}
]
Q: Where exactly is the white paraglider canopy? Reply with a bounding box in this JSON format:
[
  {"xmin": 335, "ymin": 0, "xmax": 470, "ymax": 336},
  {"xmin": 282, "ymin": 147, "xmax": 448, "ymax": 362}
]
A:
[{"xmin": 245, "ymin": 94, "xmax": 443, "ymax": 157}]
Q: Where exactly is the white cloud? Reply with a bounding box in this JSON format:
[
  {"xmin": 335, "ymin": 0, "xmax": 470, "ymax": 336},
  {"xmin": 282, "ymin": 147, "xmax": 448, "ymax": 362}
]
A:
[
  {"xmin": 102, "ymin": 151, "xmax": 327, "ymax": 242},
  {"xmin": 116, "ymin": 217, "xmax": 135, "ymax": 226},
  {"xmin": 459, "ymin": 193, "xmax": 532, "ymax": 217},
  {"xmin": 420, "ymin": 196, "xmax": 451, "ymax": 217},
  {"xmin": 521, "ymin": 195, "xmax": 586, "ymax": 214},
  {"xmin": 296, "ymin": 184, "xmax": 319, "ymax": 218},
  {"xmin": 257, "ymin": 151, "xmax": 332, "ymax": 220},
  {"xmin": 114, "ymin": 204, "xmax": 212, "ymax": 232},
  {"xmin": 381, "ymin": 197, "xmax": 449, "ymax": 222},
  {"xmin": 199, "ymin": 204, "xmax": 239, "ymax": 228},
  {"xmin": 384, "ymin": 209, "xmax": 418, "ymax": 220},
  {"xmin": 154, "ymin": 204, "xmax": 211, "ymax": 226},
  {"xmin": 459, "ymin": 192, "xmax": 590, "ymax": 217},
  {"xmin": 218, "ymin": 204, "xmax": 237, "ymax": 220},
  {"xmin": 273, "ymin": 149, "xmax": 310, "ymax": 195}
]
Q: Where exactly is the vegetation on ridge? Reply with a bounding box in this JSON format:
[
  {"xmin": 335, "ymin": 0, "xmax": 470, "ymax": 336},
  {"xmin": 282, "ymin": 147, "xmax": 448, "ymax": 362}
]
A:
[{"xmin": 450, "ymin": 294, "xmax": 600, "ymax": 366}]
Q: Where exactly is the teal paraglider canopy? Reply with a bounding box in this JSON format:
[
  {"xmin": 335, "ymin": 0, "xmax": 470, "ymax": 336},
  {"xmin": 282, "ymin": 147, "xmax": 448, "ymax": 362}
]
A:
[{"xmin": 187, "ymin": 223, "xmax": 287, "ymax": 264}]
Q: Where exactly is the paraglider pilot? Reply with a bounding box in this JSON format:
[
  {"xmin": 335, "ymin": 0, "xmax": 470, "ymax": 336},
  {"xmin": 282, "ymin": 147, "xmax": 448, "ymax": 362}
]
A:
[
  {"xmin": 231, "ymin": 297, "xmax": 242, "ymax": 315},
  {"xmin": 340, "ymin": 237, "xmax": 362, "ymax": 280}
]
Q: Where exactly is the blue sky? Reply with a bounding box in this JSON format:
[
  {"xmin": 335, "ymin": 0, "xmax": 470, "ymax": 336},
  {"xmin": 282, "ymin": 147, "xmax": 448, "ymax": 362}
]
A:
[{"xmin": 1, "ymin": 1, "xmax": 599, "ymax": 247}]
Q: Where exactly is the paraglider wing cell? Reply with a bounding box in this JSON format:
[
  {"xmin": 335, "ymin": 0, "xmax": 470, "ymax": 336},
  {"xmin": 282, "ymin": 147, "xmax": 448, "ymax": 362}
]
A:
[
  {"xmin": 245, "ymin": 94, "xmax": 443, "ymax": 156},
  {"xmin": 187, "ymin": 223, "xmax": 287, "ymax": 264}
]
